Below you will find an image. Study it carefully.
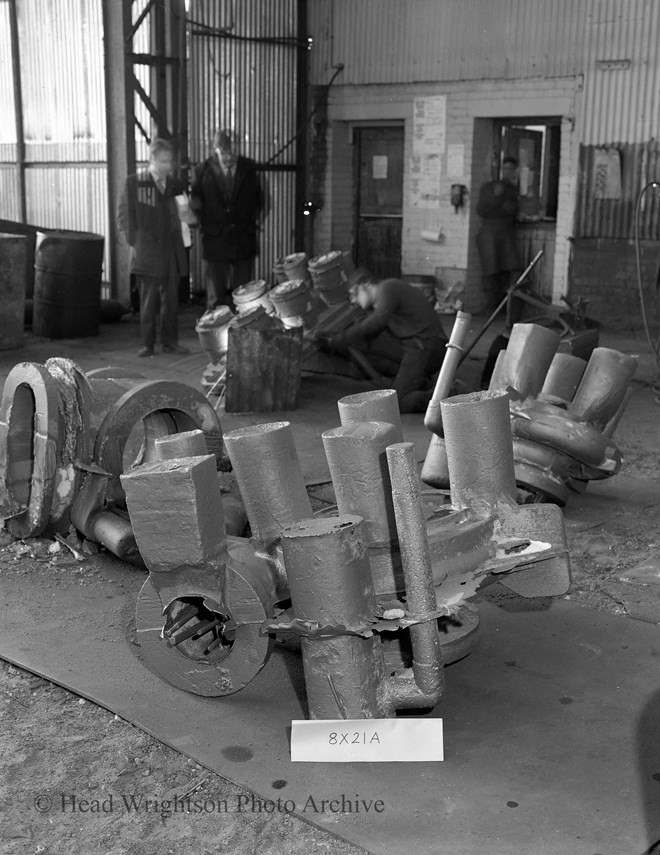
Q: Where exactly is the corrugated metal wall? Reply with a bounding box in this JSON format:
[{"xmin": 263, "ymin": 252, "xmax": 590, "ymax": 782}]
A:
[
  {"xmin": 577, "ymin": 0, "xmax": 660, "ymax": 237},
  {"xmin": 308, "ymin": 0, "xmax": 586, "ymax": 84},
  {"xmin": 576, "ymin": 141, "xmax": 660, "ymax": 239},
  {"xmin": 0, "ymin": 0, "xmax": 109, "ymax": 275},
  {"xmin": 580, "ymin": 0, "xmax": 660, "ymax": 145},
  {"xmin": 187, "ymin": 0, "xmax": 301, "ymax": 289}
]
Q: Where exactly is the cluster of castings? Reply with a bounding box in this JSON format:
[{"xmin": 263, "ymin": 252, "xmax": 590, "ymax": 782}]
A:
[
  {"xmin": 121, "ymin": 382, "xmax": 570, "ymax": 720},
  {"xmin": 0, "ymin": 360, "xmax": 225, "ymax": 560},
  {"xmin": 488, "ymin": 324, "xmax": 637, "ymax": 505}
]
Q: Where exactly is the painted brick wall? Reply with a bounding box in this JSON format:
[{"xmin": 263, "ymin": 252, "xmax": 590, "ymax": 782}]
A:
[{"xmin": 311, "ymin": 76, "xmax": 578, "ymax": 310}]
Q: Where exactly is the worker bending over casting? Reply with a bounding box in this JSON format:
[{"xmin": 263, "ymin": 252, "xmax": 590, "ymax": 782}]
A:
[{"xmin": 318, "ymin": 271, "xmax": 448, "ymax": 413}]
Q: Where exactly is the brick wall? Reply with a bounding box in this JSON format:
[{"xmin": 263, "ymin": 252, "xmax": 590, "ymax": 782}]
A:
[
  {"xmin": 569, "ymin": 238, "xmax": 660, "ymax": 330},
  {"xmin": 310, "ymin": 76, "xmax": 578, "ymax": 310}
]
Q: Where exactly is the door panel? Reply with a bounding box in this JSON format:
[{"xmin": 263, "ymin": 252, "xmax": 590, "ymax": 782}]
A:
[
  {"xmin": 356, "ymin": 217, "xmax": 403, "ymax": 280},
  {"xmin": 355, "ymin": 127, "xmax": 404, "ymax": 277}
]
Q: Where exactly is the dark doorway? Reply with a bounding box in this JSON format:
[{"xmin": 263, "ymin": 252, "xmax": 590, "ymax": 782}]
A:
[{"xmin": 354, "ymin": 126, "xmax": 404, "ymax": 278}]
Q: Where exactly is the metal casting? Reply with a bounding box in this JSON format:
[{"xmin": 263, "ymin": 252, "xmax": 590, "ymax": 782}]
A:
[
  {"xmin": 121, "ymin": 429, "xmax": 278, "ymax": 697},
  {"xmin": 487, "ymin": 328, "xmax": 637, "ymax": 504},
  {"xmin": 420, "ymin": 310, "xmax": 472, "ymax": 490},
  {"xmin": 0, "ymin": 359, "xmax": 227, "ymax": 553}
]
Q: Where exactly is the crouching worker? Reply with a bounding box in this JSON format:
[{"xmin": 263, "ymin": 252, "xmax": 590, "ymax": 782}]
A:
[{"xmin": 316, "ymin": 271, "xmax": 448, "ymax": 413}]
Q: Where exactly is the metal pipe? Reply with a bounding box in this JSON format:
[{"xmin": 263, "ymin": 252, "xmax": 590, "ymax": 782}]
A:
[
  {"xmin": 458, "ymin": 250, "xmax": 545, "ymax": 365},
  {"xmin": 223, "ymin": 422, "xmax": 312, "ymax": 547},
  {"xmin": 337, "ymin": 389, "xmax": 403, "ymax": 442},
  {"xmin": 441, "ymin": 390, "xmax": 517, "ymax": 515},
  {"xmin": 420, "ymin": 433, "xmax": 450, "ymax": 489},
  {"xmin": 385, "ymin": 443, "xmax": 444, "ymax": 708},
  {"xmin": 490, "ymin": 323, "xmax": 560, "ymax": 399},
  {"xmin": 571, "ymin": 347, "xmax": 638, "ymax": 431},
  {"xmin": 541, "ymin": 353, "xmax": 587, "ymax": 402},
  {"xmin": 420, "ymin": 312, "xmax": 472, "ymax": 488},
  {"xmin": 424, "ymin": 311, "xmax": 472, "ymax": 434},
  {"xmin": 281, "ymin": 515, "xmax": 394, "ymax": 719}
]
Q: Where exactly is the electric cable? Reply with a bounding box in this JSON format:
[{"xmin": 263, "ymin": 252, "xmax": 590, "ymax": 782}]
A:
[{"xmin": 633, "ymin": 182, "xmax": 660, "ymax": 401}]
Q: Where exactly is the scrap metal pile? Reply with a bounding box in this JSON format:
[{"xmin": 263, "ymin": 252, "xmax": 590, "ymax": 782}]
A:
[
  {"xmin": 120, "ymin": 385, "xmax": 570, "ymax": 718},
  {"xmin": 0, "ymin": 350, "xmax": 572, "ymax": 719},
  {"xmin": 14, "ymin": 313, "xmax": 641, "ymax": 718},
  {"xmin": 423, "ymin": 322, "xmax": 637, "ymax": 507}
]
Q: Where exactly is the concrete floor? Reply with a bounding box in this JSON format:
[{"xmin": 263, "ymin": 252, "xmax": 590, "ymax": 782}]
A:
[{"xmin": 1, "ymin": 307, "xmax": 660, "ymax": 854}]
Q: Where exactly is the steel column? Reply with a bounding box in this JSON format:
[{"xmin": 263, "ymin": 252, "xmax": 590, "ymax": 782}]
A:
[
  {"xmin": 102, "ymin": 0, "xmax": 134, "ymax": 303},
  {"xmin": 8, "ymin": 0, "xmax": 26, "ymax": 223}
]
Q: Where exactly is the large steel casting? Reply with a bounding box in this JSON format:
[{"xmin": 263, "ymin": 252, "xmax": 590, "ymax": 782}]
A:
[{"xmin": 486, "ymin": 325, "xmax": 637, "ymax": 504}]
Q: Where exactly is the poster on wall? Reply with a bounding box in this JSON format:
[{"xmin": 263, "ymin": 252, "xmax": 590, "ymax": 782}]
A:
[
  {"xmin": 412, "ymin": 95, "xmax": 446, "ymax": 156},
  {"xmin": 593, "ymin": 147, "xmax": 622, "ymax": 199},
  {"xmin": 410, "ymin": 154, "xmax": 441, "ymax": 208}
]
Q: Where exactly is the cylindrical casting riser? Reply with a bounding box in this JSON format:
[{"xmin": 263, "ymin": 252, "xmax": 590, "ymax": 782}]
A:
[
  {"xmin": 281, "ymin": 515, "xmax": 393, "ymax": 719},
  {"xmin": 223, "ymin": 422, "xmax": 312, "ymax": 546},
  {"xmin": 491, "ymin": 323, "xmax": 560, "ymax": 398},
  {"xmin": 337, "ymin": 389, "xmax": 404, "ymax": 442},
  {"xmin": 441, "ymin": 390, "xmax": 517, "ymax": 514},
  {"xmin": 322, "ymin": 421, "xmax": 401, "ymax": 545},
  {"xmin": 571, "ymin": 347, "xmax": 638, "ymax": 431},
  {"xmin": 540, "ymin": 353, "xmax": 587, "ymax": 402}
]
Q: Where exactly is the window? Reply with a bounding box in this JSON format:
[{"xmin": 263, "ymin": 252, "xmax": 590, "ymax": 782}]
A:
[{"xmin": 495, "ymin": 118, "xmax": 561, "ymax": 221}]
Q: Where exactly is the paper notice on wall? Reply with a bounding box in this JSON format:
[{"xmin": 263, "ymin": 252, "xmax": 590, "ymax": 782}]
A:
[
  {"xmin": 593, "ymin": 147, "xmax": 622, "ymax": 199},
  {"xmin": 410, "ymin": 154, "xmax": 441, "ymax": 208},
  {"xmin": 413, "ymin": 95, "xmax": 446, "ymax": 155},
  {"xmin": 372, "ymin": 155, "xmax": 388, "ymax": 179},
  {"xmin": 446, "ymin": 143, "xmax": 464, "ymax": 179}
]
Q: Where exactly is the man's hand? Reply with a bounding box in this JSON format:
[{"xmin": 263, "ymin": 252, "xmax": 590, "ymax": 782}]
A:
[{"xmin": 493, "ymin": 182, "xmax": 504, "ymax": 197}]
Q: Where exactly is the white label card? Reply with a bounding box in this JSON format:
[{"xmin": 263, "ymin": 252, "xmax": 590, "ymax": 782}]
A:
[{"xmin": 291, "ymin": 718, "xmax": 444, "ymax": 763}]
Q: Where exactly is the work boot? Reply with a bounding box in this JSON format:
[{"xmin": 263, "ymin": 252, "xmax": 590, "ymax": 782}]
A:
[
  {"xmin": 162, "ymin": 344, "xmax": 190, "ymax": 355},
  {"xmin": 137, "ymin": 346, "xmax": 154, "ymax": 357}
]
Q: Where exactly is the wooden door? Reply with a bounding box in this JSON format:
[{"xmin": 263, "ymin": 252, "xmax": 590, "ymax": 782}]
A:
[{"xmin": 355, "ymin": 127, "xmax": 404, "ymax": 278}]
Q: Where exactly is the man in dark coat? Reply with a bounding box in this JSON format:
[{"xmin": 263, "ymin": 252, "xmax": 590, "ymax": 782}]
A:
[
  {"xmin": 117, "ymin": 138, "xmax": 189, "ymax": 357},
  {"xmin": 476, "ymin": 156, "xmax": 522, "ymax": 308},
  {"xmin": 319, "ymin": 271, "xmax": 448, "ymax": 414},
  {"xmin": 190, "ymin": 129, "xmax": 266, "ymax": 309}
]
